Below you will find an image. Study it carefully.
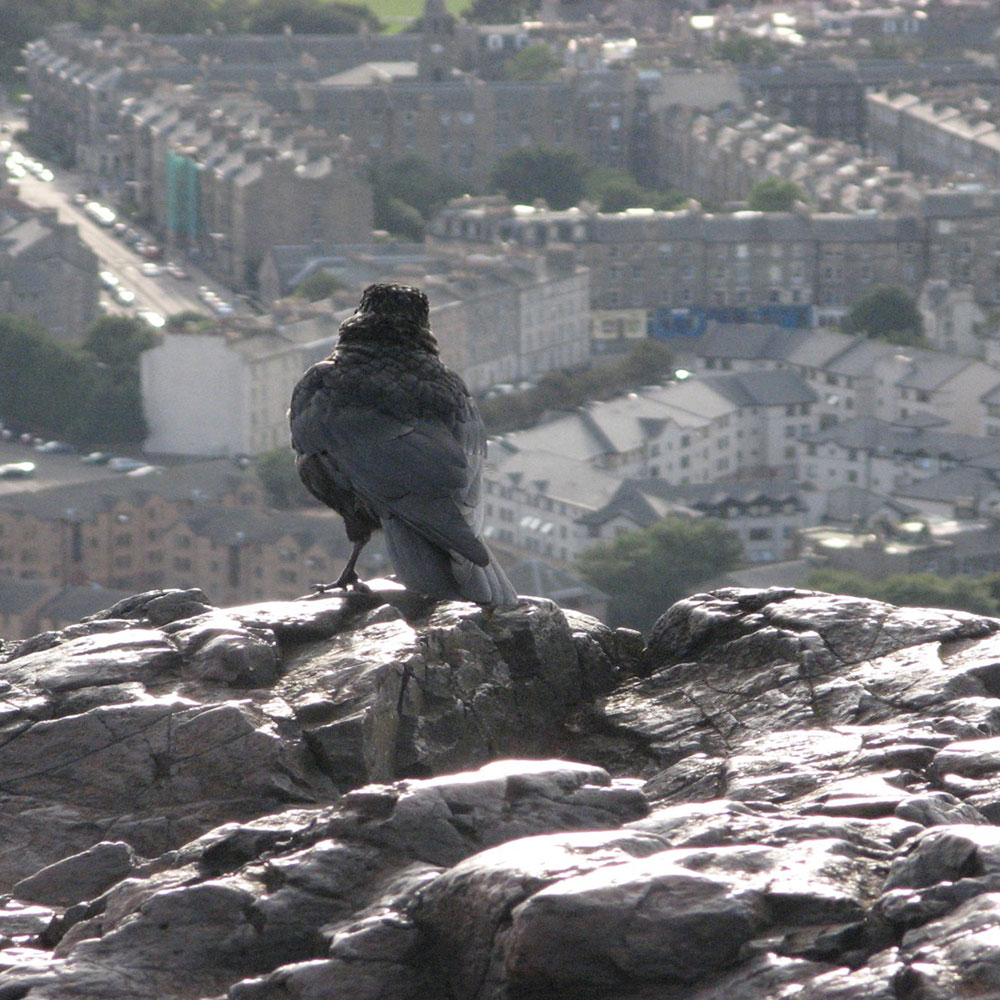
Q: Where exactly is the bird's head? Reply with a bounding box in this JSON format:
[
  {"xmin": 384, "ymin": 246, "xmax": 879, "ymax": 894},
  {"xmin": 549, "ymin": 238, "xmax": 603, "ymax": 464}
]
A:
[
  {"xmin": 339, "ymin": 283, "xmax": 438, "ymax": 352},
  {"xmin": 358, "ymin": 283, "xmax": 429, "ymax": 326}
]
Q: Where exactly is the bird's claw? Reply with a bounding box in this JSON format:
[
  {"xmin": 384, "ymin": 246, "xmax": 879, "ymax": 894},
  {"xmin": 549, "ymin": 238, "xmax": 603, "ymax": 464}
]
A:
[{"xmin": 312, "ymin": 574, "xmax": 372, "ymax": 595}]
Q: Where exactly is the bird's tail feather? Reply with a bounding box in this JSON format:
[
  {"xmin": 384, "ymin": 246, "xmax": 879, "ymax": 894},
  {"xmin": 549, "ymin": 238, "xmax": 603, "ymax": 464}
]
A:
[{"xmin": 383, "ymin": 518, "xmax": 517, "ymax": 607}]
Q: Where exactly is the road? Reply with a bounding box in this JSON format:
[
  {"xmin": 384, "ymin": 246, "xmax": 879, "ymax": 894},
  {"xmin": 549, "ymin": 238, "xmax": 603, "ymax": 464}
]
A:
[
  {"xmin": 0, "ymin": 440, "xmax": 145, "ymax": 497},
  {"xmin": 3, "ymin": 125, "xmax": 237, "ymax": 323}
]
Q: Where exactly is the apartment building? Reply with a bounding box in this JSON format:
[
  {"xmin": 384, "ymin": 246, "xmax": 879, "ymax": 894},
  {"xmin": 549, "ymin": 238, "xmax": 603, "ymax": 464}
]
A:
[
  {"xmin": 141, "ymin": 314, "xmax": 340, "ymax": 457},
  {"xmin": 0, "ymin": 461, "xmax": 369, "ymax": 609},
  {"xmin": 482, "ymin": 368, "xmax": 819, "ymax": 561},
  {"xmin": 0, "ymin": 206, "xmax": 99, "ymax": 343},
  {"xmin": 800, "ymin": 416, "xmax": 1000, "ymax": 496},
  {"xmin": 578, "ymin": 477, "xmax": 810, "ymax": 564},
  {"xmin": 117, "ymin": 97, "xmax": 374, "ymax": 290},
  {"xmin": 430, "ymin": 197, "xmax": 923, "ymax": 322},
  {"xmin": 867, "ymin": 91, "xmax": 1000, "ymax": 185},
  {"xmin": 689, "ymin": 323, "xmax": 1000, "ymax": 437}
]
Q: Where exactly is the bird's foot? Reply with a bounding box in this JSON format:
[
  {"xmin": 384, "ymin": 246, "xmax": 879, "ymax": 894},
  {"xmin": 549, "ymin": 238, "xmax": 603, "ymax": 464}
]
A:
[{"xmin": 312, "ymin": 572, "xmax": 372, "ymax": 595}]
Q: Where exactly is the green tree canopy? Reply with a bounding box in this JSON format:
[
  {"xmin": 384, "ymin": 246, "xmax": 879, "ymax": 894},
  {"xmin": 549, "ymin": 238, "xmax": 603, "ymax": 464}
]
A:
[
  {"xmin": 0, "ymin": 314, "xmax": 146, "ymax": 446},
  {"xmin": 841, "ymin": 285, "xmax": 925, "ymax": 347},
  {"xmin": 490, "ymin": 145, "xmax": 585, "ymax": 210},
  {"xmin": 713, "ymin": 32, "xmax": 779, "ymax": 66},
  {"xmin": 464, "ymin": 0, "xmax": 539, "ymax": 24},
  {"xmin": 255, "ymin": 448, "xmax": 303, "ymax": 508},
  {"xmin": 478, "ymin": 338, "xmax": 673, "ymax": 434},
  {"xmin": 246, "ymin": 0, "xmax": 380, "ymax": 34},
  {"xmin": 83, "ymin": 315, "xmax": 159, "ymax": 371},
  {"xmin": 583, "ymin": 167, "xmax": 687, "ymax": 213},
  {"xmin": 805, "ymin": 568, "xmax": 1000, "ymax": 618},
  {"xmin": 504, "ymin": 43, "xmax": 561, "ymax": 81},
  {"xmin": 747, "ymin": 177, "xmax": 807, "ymax": 212},
  {"xmin": 371, "ymin": 155, "xmax": 463, "ymax": 239},
  {"xmin": 293, "ymin": 270, "xmax": 347, "ymax": 301},
  {"xmin": 577, "ymin": 516, "xmax": 744, "ymax": 630}
]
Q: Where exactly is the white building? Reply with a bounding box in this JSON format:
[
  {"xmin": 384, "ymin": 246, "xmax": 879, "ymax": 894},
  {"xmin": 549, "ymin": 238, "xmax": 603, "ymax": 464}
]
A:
[{"xmin": 141, "ymin": 316, "xmax": 339, "ymax": 456}]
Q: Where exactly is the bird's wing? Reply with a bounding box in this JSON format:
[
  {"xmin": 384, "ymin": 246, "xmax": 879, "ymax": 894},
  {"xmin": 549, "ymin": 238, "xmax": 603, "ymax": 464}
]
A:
[{"xmin": 291, "ymin": 397, "xmax": 490, "ymax": 567}]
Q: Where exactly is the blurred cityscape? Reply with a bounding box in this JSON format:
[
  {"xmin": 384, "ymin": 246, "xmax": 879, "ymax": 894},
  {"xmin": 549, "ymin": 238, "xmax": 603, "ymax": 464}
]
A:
[{"xmin": 4, "ymin": 0, "xmax": 1000, "ymax": 635}]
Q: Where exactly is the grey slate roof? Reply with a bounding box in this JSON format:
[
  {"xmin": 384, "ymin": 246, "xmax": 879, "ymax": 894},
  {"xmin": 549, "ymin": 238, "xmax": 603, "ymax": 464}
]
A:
[
  {"xmin": 803, "ymin": 417, "xmax": 1000, "ymax": 463},
  {"xmin": 892, "ymin": 466, "xmax": 1000, "ymax": 504},
  {"xmin": 580, "ymin": 476, "xmax": 806, "ymax": 529},
  {"xmin": 704, "ymin": 370, "xmax": 818, "ymax": 407},
  {"xmin": 693, "ymin": 324, "xmax": 858, "ymax": 369}
]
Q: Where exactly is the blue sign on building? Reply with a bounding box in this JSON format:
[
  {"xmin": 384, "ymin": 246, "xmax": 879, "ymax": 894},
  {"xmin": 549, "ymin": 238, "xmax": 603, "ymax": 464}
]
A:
[{"xmin": 650, "ymin": 305, "xmax": 812, "ymax": 338}]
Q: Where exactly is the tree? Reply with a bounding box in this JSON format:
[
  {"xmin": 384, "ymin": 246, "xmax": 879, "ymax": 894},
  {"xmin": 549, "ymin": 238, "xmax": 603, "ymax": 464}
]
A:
[
  {"xmin": 748, "ymin": 177, "xmax": 806, "ymax": 212},
  {"xmin": 582, "ymin": 167, "xmax": 687, "ymax": 213},
  {"xmin": 478, "ymin": 339, "xmax": 674, "ymax": 434},
  {"xmin": 465, "ymin": 0, "xmax": 539, "ymax": 24},
  {"xmin": 504, "ymin": 43, "xmax": 561, "ymax": 82},
  {"xmin": 294, "ymin": 270, "xmax": 346, "ymax": 301},
  {"xmin": 83, "ymin": 316, "xmax": 158, "ymax": 371},
  {"xmin": 246, "ymin": 0, "xmax": 380, "ymax": 34},
  {"xmin": 713, "ymin": 32, "xmax": 779, "ymax": 66},
  {"xmin": 578, "ymin": 516, "xmax": 743, "ymax": 630},
  {"xmin": 371, "ymin": 155, "xmax": 463, "ymax": 239},
  {"xmin": 841, "ymin": 285, "xmax": 925, "ymax": 347},
  {"xmin": 805, "ymin": 568, "xmax": 1000, "ymax": 618},
  {"xmin": 255, "ymin": 448, "xmax": 303, "ymax": 509},
  {"xmin": 490, "ymin": 145, "xmax": 585, "ymax": 210},
  {"xmin": 0, "ymin": 314, "xmax": 146, "ymax": 446}
]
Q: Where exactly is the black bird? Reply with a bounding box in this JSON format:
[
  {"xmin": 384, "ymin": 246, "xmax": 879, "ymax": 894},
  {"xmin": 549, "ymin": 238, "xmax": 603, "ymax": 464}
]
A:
[{"xmin": 289, "ymin": 283, "xmax": 518, "ymax": 607}]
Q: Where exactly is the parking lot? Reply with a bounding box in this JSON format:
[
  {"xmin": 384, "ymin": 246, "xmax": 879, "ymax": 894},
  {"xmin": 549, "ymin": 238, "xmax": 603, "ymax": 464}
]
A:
[{"xmin": 0, "ymin": 440, "xmax": 144, "ymax": 495}]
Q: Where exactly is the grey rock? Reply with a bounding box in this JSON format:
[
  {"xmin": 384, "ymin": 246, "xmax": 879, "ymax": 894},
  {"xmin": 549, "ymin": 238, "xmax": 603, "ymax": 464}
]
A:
[
  {"xmin": 894, "ymin": 892, "xmax": 1000, "ymax": 998},
  {"xmin": 884, "ymin": 824, "xmax": 1000, "ymax": 890},
  {"xmin": 503, "ymin": 852, "xmax": 769, "ymax": 991},
  {"xmin": 9, "ymin": 586, "xmax": 1000, "ymax": 998},
  {"xmin": 12, "ymin": 842, "xmax": 137, "ymax": 907}
]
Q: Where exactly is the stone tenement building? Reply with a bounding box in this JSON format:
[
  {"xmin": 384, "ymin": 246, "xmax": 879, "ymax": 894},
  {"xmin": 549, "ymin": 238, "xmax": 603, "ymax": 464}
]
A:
[
  {"xmin": 867, "ymin": 90, "xmax": 1000, "ymax": 185},
  {"xmin": 25, "ymin": 18, "xmax": 659, "ymax": 202},
  {"xmin": 0, "ymin": 205, "xmax": 99, "ymax": 343},
  {"xmin": 117, "ymin": 97, "xmax": 373, "ymax": 291},
  {"xmin": 0, "ymin": 461, "xmax": 365, "ymax": 612},
  {"xmin": 429, "ymin": 197, "xmax": 925, "ymax": 327},
  {"xmin": 659, "ymin": 106, "xmax": 920, "ymax": 214},
  {"xmin": 430, "ymin": 189, "xmax": 1000, "ymax": 326}
]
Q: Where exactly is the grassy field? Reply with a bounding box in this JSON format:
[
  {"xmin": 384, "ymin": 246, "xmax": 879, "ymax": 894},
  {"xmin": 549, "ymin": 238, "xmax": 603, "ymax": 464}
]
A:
[
  {"xmin": 350, "ymin": 0, "xmax": 470, "ymax": 31},
  {"xmin": 354, "ymin": 0, "xmax": 472, "ymax": 30}
]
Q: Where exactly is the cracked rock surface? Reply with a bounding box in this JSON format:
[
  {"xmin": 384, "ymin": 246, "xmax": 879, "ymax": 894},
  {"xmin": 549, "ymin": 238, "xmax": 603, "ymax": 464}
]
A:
[{"xmin": 4, "ymin": 585, "xmax": 1000, "ymax": 997}]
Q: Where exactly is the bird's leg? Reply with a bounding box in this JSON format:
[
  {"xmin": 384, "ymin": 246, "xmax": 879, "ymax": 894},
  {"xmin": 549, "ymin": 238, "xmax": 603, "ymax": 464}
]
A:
[{"xmin": 314, "ymin": 539, "xmax": 371, "ymax": 594}]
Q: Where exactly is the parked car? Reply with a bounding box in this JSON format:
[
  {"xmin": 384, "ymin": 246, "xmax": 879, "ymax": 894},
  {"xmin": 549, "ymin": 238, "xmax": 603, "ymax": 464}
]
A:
[
  {"xmin": 0, "ymin": 461, "xmax": 36, "ymax": 478},
  {"xmin": 137, "ymin": 309, "xmax": 165, "ymax": 329},
  {"xmin": 107, "ymin": 456, "xmax": 147, "ymax": 473},
  {"xmin": 80, "ymin": 451, "xmax": 113, "ymax": 465},
  {"xmin": 165, "ymin": 262, "xmax": 190, "ymax": 280},
  {"xmin": 98, "ymin": 270, "xmax": 119, "ymax": 290},
  {"xmin": 112, "ymin": 285, "xmax": 136, "ymax": 306},
  {"xmin": 34, "ymin": 440, "xmax": 75, "ymax": 454}
]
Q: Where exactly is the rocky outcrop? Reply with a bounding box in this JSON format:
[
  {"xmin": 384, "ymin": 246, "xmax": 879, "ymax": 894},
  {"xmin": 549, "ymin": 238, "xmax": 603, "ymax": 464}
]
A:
[{"xmin": 2, "ymin": 585, "xmax": 1000, "ymax": 997}]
